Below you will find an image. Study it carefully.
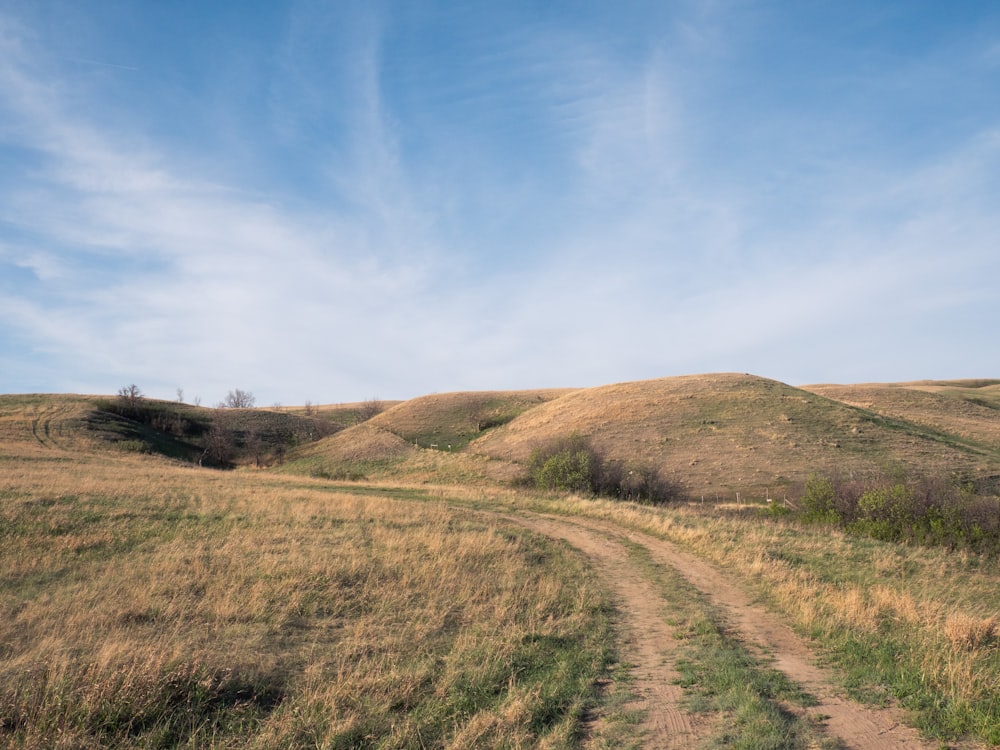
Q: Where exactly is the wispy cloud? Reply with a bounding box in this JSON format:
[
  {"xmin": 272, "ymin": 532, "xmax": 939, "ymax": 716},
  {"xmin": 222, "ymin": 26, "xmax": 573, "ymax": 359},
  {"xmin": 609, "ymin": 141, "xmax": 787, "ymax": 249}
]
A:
[
  {"xmin": 0, "ymin": 9, "xmax": 450, "ymax": 401},
  {"xmin": 0, "ymin": 3, "xmax": 998, "ymax": 401}
]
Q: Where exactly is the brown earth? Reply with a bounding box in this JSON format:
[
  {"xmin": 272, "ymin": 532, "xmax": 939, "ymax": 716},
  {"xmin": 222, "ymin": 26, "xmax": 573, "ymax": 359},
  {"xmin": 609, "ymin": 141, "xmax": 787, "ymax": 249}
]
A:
[
  {"xmin": 469, "ymin": 373, "xmax": 1000, "ymax": 499},
  {"xmin": 503, "ymin": 511, "xmax": 943, "ymax": 750}
]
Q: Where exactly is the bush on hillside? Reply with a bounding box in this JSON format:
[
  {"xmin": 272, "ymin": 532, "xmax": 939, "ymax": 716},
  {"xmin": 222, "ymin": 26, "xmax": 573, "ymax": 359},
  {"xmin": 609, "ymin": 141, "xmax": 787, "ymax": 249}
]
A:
[
  {"xmin": 527, "ymin": 435, "xmax": 682, "ymax": 504},
  {"xmin": 529, "ymin": 435, "xmax": 595, "ymax": 493},
  {"xmin": 794, "ymin": 472, "xmax": 1000, "ymax": 554},
  {"xmin": 800, "ymin": 475, "xmax": 839, "ymax": 524}
]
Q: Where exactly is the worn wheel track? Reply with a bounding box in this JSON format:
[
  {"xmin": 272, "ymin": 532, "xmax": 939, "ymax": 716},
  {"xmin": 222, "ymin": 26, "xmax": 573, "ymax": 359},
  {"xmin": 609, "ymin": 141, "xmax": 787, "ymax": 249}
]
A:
[
  {"xmin": 506, "ymin": 514, "xmax": 707, "ymax": 748},
  {"xmin": 502, "ymin": 511, "xmax": 940, "ymax": 750}
]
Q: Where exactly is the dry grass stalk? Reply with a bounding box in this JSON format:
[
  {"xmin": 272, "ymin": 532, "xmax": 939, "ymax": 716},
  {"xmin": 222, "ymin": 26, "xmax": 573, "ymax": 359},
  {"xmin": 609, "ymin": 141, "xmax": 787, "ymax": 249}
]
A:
[{"xmin": 943, "ymin": 613, "xmax": 997, "ymax": 651}]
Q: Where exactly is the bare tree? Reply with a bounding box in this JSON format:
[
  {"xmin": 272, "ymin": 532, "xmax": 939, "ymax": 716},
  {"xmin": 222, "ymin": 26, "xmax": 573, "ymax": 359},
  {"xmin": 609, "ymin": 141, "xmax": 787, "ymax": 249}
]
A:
[
  {"xmin": 223, "ymin": 389, "xmax": 256, "ymax": 408},
  {"xmin": 117, "ymin": 384, "xmax": 143, "ymax": 410},
  {"xmin": 356, "ymin": 397, "xmax": 384, "ymax": 423},
  {"xmin": 202, "ymin": 411, "xmax": 236, "ymax": 466},
  {"xmin": 245, "ymin": 428, "xmax": 266, "ymax": 468},
  {"xmin": 176, "ymin": 387, "xmax": 184, "ymax": 403}
]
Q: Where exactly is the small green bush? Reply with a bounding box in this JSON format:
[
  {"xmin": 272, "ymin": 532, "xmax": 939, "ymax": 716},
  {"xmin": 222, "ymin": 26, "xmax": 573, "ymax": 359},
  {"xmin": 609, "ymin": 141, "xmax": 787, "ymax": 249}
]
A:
[
  {"xmin": 800, "ymin": 475, "xmax": 839, "ymax": 524},
  {"xmin": 794, "ymin": 472, "xmax": 1000, "ymax": 554},
  {"xmin": 527, "ymin": 435, "xmax": 682, "ymax": 504},
  {"xmin": 528, "ymin": 435, "xmax": 595, "ymax": 493}
]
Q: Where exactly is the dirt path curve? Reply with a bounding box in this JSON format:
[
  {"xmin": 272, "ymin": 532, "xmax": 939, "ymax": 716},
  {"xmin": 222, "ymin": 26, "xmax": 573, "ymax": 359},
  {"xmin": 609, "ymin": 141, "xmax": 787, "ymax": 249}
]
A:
[
  {"xmin": 503, "ymin": 512, "xmax": 939, "ymax": 750},
  {"xmin": 502, "ymin": 513, "xmax": 708, "ymax": 748}
]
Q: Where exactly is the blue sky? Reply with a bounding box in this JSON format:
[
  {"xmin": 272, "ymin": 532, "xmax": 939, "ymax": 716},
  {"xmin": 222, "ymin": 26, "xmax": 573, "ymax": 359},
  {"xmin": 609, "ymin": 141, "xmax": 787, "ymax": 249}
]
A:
[{"xmin": 1, "ymin": 1, "xmax": 998, "ymax": 405}]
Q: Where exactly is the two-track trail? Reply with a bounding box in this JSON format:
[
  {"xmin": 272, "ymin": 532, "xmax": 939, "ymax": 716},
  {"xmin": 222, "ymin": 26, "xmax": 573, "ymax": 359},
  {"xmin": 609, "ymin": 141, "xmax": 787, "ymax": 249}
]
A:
[
  {"xmin": 506, "ymin": 513, "xmax": 707, "ymax": 748},
  {"xmin": 500, "ymin": 512, "xmax": 939, "ymax": 750}
]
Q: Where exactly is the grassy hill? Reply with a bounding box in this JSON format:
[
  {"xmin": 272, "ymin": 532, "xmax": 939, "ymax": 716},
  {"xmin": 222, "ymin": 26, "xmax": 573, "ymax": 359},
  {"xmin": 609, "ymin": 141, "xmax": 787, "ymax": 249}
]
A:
[
  {"xmin": 0, "ymin": 394, "xmax": 338, "ymax": 467},
  {"xmin": 280, "ymin": 374, "xmax": 1000, "ymax": 500},
  {"xmin": 802, "ymin": 380, "xmax": 1000, "ymax": 452},
  {"xmin": 4, "ymin": 374, "xmax": 998, "ymax": 499},
  {"xmin": 366, "ymin": 389, "xmax": 577, "ymax": 450},
  {"xmin": 467, "ymin": 373, "xmax": 1000, "ymax": 499},
  {"xmin": 279, "ymin": 390, "xmax": 574, "ymax": 484}
]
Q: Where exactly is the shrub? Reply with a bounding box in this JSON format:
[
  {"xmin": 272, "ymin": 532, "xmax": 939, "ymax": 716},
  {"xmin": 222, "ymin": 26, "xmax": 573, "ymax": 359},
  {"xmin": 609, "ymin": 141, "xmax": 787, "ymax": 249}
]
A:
[
  {"xmin": 528, "ymin": 435, "xmax": 596, "ymax": 493},
  {"xmin": 801, "ymin": 475, "xmax": 840, "ymax": 524},
  {"xmin": 609, "ymin": 462, "xmax": 682, "ymax": 505},
  {"xmin": 527, "ymin": 435, "xmax": 682, "ymax": 504},
  {"xmin": 794, "ymin": 472, "xmax": 1000, "ymax": 554}
]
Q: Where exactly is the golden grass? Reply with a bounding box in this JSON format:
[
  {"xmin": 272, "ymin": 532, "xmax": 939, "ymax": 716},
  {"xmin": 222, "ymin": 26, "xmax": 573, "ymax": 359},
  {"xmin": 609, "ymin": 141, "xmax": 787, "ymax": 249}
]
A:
[
  {"xmin": 803, "ymin": 381, "xmax": 1000, "ymax": 449},
  {"xmin": 0, "ymin": 443, "xmax": 611, "ymax": 748},
  {"xmin": 943, "ymin": 613, "xmax": 997, "ymax": 651},
  {"xmin": 468, "ymin": 374, "xmax": 1000, "ymax": 499},
  {"xmin": 521, "ymin": 493, "xmax": 1000, "ymax": 743}
]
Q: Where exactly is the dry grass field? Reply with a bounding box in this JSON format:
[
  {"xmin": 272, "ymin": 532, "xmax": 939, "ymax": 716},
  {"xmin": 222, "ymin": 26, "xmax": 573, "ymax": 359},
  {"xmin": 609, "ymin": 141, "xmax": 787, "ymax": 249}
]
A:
[
  {"xmin": 2, "ymin": 374, "xmax": 999, "ymax": 748},
  {"xmin": 0, "ymin": 398, "xmax": 614, "ymax": 748}
]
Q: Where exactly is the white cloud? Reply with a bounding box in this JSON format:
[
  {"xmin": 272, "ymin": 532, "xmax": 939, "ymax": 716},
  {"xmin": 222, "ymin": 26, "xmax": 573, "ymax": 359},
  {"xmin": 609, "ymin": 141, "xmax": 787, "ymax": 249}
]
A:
[{"xmin": 1, "ymin": 4, "xmax": 998, "ymax": 402}]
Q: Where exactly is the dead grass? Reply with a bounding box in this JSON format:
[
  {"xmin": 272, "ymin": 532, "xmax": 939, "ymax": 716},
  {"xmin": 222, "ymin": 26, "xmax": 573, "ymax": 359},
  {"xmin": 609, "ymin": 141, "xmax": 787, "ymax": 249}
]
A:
[
  {"xmin": 0, "ymin": 437, "xmax": 613, "ymax": 747},
  {"xmin": 524, "ymin": 494, "xmax": 1000, "ymax": 745},
  {"xmin": 943, "ymin": 613, "xmax": 998, "ymax": 651},
  {"xmin": 469, "ymin": 374, "xmax": 1000, "ymax": 499},
  {"xmin": 803, "ymin": 381, "xmax": 1000, "ymax": 454}
]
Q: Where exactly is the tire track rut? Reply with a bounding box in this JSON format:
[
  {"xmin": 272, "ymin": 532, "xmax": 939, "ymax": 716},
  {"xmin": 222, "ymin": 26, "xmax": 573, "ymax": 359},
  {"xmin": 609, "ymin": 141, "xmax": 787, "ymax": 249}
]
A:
[
  {"xmin": 504, "ymin": 512, "xmax": 939, "ymax": 750},
  {"xmin": 503, "ymin": 514, "xmax": 706, "ymax": 748}
]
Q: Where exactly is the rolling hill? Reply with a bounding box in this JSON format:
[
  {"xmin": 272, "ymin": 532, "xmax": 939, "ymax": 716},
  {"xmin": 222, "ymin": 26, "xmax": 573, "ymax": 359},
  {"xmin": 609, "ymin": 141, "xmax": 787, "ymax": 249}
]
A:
[
  {"xmin": 3, "ymin": 374, "xmax": 998, "ymax": 500},
  {"xmin": 292, "ymin": 374, "xmax": 1000, "ymax": 499}
]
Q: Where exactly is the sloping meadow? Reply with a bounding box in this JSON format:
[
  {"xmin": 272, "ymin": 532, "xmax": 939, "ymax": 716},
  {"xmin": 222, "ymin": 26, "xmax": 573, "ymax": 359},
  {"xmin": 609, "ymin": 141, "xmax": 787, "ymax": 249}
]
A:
[{"xmin": 0, "ymin": 448, "xmax": 612, "ymax": 748}]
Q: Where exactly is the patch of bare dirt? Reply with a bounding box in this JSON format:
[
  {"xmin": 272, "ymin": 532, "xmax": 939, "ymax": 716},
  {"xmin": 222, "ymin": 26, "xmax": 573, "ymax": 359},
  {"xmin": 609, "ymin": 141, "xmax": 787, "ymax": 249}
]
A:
[
  {"xmin": 505, "ymin": 512, "xmax": 943, "ymax": 750},
  {"xmin": 503, "ymin": 514, "xmax": 707, "ymax": 749}
]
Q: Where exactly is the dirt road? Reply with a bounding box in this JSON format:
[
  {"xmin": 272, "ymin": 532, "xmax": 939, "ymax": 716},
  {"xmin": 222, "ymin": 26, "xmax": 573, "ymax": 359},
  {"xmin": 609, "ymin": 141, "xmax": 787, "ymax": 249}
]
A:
[{"xmin": 503, "ymin": 512, "xmax": 938, "ymax": 750}]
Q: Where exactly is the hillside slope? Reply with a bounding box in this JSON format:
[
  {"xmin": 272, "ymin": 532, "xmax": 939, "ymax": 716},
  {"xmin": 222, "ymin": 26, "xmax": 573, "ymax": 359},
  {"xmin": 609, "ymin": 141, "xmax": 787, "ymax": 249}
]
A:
[
  {"xmin": 0, "ymin": 394, "xmax": 337, "ymax": 466},
  {"xmin": 366, "ymin": 389, "xmax": 577, "ymax": 450},
  {"xmin": 281, "ymin": 389, "xmax": 574, "ymax": 483},
  {"xmin": 469, "ymin": 374, "xmax": 1000, "ymax": 499},
  {"xmin": 0, "ymin": 394, "xmax": 98, "ymax": 457},
  {"xmin": 802, "ymin": 380, "xmax": 1000, "ymax": 450}
]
